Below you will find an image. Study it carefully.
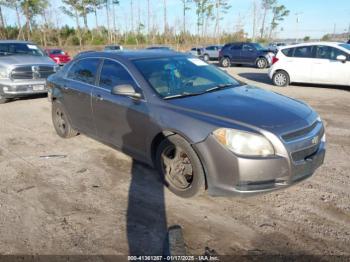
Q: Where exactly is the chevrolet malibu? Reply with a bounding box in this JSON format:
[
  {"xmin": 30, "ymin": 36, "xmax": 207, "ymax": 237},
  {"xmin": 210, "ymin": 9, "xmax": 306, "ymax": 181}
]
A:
[{"xmin": 47, "ymin": 51, "xmax": 326, "ymax": 198}]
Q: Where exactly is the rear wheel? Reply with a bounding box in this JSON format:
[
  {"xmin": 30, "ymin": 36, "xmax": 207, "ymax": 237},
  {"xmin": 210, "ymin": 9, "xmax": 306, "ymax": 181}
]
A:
[
  {"xmin": 273, "ymin": 70, "xmax": 290, "ymax": 87},
  {"xmin": 203, "ymin": 54, "xmax": 210, "ymax": 62},
  {"xmin": 52, "ymin": 100, "xmax": 78, "ymax": 138},
  {"xmin": 220, "ymin": 57, "xmax": 231, "ymax": 68},
  {"xmin": 256, "ymin": 57, "xmax": 268, "ymax": 69},
  {"xmin": 156, "ymin": 135, "xmax": 205, "ymax": 198}
]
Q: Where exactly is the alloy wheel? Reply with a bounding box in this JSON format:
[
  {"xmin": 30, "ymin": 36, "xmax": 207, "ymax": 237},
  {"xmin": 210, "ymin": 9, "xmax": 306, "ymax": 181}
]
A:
[
  {"xmin": 54, "ymin": 108, "xmax": 67, "ymax": 134},
  {"xmin": 274, "ymin": 72, "xmax": 287, "ymax": 86},
  {"xmin": 161, "ymin": 144, "xmax": 194, "ymax": 190}
]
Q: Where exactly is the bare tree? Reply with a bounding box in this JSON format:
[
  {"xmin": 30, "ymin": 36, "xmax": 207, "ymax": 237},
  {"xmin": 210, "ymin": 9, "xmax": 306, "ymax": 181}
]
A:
[
  {"xmin": 61, "ymin": 0, "xmax": 83, "ymax": 46},
  {"xmin": 163, "ymin": 0, "xmax": 168, "ymax": 35},
  {"xmin": 268, "ymin": 4, "xmax": 289, "ymax": 39},
  {"xmin": 213, "ymin": 0, "xmax": 231, "ymax": 39},
  {"xmin": 180, "ymin": 0, "xmax": 191, "ymax": 33},
  {"xmin": 260, "ymin": 0, "xmax": 276, "ymax": 38}
]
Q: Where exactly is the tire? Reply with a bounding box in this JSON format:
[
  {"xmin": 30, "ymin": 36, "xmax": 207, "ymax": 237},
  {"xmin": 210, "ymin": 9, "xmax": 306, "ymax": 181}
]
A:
[
  {"xmin": 0, "ymin": 94, "xmax": 8, "ymax": 104},
  {"xmin": 203, "ymin": 54, "xmax": 210, "ymax": 62},
  {"xmin": 220, "ymin": 57, "xmax": 231, "ymax": 68},
  {"xmin": 155, "ymin": 135, "xmax": 206, "ymax": 198},
  {"xmin": 52, "ymin": 100, "xmax": 78, "ymax": 138},
  {"xmin": 273, "ymin": 70, "xmax": 290, "ymax": 87},
  {"xmin": 256, "ymin": 57, "xmax": 268, "ymax": 69}
]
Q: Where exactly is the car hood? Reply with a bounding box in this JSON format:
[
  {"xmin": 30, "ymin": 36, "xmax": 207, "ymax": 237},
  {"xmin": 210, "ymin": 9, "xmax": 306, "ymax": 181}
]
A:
[
  {"xmin": 166, "ymin": 85, "xmax": 314, "ymax": 133},
  {"xmin": 0, "ymin": 55, "xmax": 55, "ymax": 66}
]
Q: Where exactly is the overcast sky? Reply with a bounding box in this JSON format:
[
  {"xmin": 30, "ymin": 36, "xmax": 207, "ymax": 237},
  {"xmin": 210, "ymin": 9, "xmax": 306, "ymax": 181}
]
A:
[{"xmin": 2, "ymin": 0, "xmax": 350, "ymax": 39}]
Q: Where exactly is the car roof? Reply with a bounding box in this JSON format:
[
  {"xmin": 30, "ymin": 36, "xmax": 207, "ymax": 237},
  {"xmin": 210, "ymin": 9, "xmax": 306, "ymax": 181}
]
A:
[
  {"xmin": 0, "ymin": 40, "xmax": 34, "ymax": 44},
  {"xmin": 281, "ymin": 41, "xmax": 346, "ymax": 49},
  {"xmin": 77, "ymin": 50, "xmax": 185, "ymax": 61}
]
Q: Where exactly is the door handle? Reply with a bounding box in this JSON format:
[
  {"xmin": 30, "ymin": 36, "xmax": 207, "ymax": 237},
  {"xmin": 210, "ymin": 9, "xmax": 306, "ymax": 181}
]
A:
[
  {"xmin": 96, "ymin": 94, "xmax": 104, "ymax": 101},
  {"xmin": 62, "ymin": 85, "xmax": 69, "ymax": 90}
]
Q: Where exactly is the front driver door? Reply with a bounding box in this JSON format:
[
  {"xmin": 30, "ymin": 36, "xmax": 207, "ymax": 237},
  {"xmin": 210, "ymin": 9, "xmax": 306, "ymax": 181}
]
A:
[
  {"xmin": 92, "ymin": 59, "xmax": 150, "ymax": 159},
  {"xmin": 240, "ymin": 44, "xmax": 257, "ymax": 64}
]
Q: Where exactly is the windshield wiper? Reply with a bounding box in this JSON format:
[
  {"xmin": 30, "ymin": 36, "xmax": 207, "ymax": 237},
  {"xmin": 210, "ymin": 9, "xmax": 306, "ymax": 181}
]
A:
[
  {"xmin": 163, "ymin": 92, "xmax": 204, "ymax": 100},
  {"xmin": 204, "ymin": 83, "xmax": 236, "ymax": 93}
]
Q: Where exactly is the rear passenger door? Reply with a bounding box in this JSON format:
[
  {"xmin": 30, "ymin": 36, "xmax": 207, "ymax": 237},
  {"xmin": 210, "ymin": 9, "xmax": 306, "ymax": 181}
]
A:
[
  {"xmin": 228, "ymin": 44, "xmax": 242, "ymax": 63},
  {"xmin": 92, "ymin": 59, "xmax": 150, "ymax": 159},
  {"xmin": 63, "ymin": 58, "xmax": 100, "ymax": 134},
  {"xmin": 311, "ymin": 45, "xmax": 350, "ymax": 85},
  {"xmin": 287, "ymin": 45, "xmax": 314, "ymax": 83}
]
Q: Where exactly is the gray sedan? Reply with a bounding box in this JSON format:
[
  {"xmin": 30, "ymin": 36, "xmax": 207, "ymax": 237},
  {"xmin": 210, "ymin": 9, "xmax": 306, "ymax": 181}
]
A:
[{"xmin": 47, "ymin": 51, "xmax": 325, "ymax": 198}]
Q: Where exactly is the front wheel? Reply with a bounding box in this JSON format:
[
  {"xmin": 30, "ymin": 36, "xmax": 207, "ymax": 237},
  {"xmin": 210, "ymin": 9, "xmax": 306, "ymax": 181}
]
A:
[
  {"xmin": 52, "ymin": 100, "xmax": 78, "ymax": 138},
  {"xmin": 220, "ymin": 57, "xmax": 231, "ymax": 68},
  {"xmin": 256, "ymin": 57, "xmax": 268, "ymax": 69},
  {"xmin": 0, "ymin": 94, "xmax": 8, "ymax": 104},
  {"xmin": 156, "ymin": 135, "xmax": 206, "ymax": 198},
  {"xmin": 273, "ymin": 70, "xmax": 290, "ymax": 87},
  {"xmin": 203, "ymin": 54, "xmax": 210, "ymax": 62}
]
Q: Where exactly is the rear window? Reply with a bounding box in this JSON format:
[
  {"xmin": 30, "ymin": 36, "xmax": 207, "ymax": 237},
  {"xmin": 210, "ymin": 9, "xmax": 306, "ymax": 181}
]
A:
[{"xmin": 281, "ymin": 48, "xmax": 294, "ymax": 57}]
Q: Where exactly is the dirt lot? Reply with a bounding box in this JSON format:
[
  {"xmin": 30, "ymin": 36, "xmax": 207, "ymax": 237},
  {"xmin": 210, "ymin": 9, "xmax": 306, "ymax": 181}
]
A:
[{"xmin": 0, "ymin": 67, "xmax": 349, "ymax": 258}]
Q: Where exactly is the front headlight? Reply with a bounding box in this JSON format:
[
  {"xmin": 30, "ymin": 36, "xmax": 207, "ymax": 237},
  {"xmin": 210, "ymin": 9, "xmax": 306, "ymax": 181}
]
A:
[
  {"xmin": 213, "ymin": 128, "xmax": 275, "ymax": 157},
  {"xmin": 0, "ymin": 66, "xmax": 9, "ymax": 79}
]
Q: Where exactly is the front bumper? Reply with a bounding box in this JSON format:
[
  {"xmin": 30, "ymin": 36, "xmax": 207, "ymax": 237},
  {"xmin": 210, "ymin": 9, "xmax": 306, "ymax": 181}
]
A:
[
  {"xmin": 194, "ymin": 124, "xmax": 325, "ymax": 196},
  {"xmin": 0, "ymin": 79, "xmax": 48, "ymax": 98}
]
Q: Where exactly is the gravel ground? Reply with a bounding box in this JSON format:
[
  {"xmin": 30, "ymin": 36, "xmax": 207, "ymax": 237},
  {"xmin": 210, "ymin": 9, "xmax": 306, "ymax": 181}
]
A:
[{"xmin": 0, "ymin": 66, "xmax": 349, "ymax": 258}]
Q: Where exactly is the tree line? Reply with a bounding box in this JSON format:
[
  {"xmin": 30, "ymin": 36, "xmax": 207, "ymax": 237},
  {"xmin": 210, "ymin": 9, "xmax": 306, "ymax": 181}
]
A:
[{"xmin": 0, "ymin": 0, "xmax": 290, "ymax": 47}]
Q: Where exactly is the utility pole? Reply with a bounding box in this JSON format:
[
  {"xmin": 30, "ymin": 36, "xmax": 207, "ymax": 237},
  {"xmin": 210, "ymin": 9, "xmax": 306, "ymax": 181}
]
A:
[
  {"xmin": 333, "ymin": 23, "xmax": 336, "ymax": 40},
  {"xmin": 294, "ymin": 12, "xmax": 302, "ymax": 43}
]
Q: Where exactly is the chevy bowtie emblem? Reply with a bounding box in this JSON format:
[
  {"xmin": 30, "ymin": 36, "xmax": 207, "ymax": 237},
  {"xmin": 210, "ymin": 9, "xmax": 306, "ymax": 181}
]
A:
[{"xmin": 311, "ymin": 136, "xmax": 319, "ymax": 145}]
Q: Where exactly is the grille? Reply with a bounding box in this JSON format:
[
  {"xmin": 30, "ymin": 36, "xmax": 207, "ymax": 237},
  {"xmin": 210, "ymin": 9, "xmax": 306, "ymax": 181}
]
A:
[
  {"xmin": 291, "ymin": 144, "xmax": 319, "ymax": 162},
  {"xmin": 282, "ymin": 121, "xmax": 318, "ymax": 141},
  {"xmin": 11, "ymin": 65, "xmax": 55, "ymax": 80}
]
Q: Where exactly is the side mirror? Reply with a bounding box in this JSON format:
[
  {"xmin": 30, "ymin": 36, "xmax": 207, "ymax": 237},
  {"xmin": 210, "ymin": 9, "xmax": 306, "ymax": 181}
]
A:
[
  {"xmin": 336, "ymin": 55, "xmax": 347, "ymax": 62},
  {"xmin": 111, "ymin": 84, "xmax": 142, "ymax": 99}
]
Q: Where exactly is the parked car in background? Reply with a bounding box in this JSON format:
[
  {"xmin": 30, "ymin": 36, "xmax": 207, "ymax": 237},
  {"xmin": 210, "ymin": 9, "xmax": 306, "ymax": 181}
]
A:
[
  {"xmin": 104, "ymin": 45, "xmax": 123, "ymax": 51},
  {"xmin": 268, "ymin": 42, "xmax": 287, "ymax": 53},
  {"xmin": 47, "ymin": 50, "xmax": 325, "ymax": 198},
  {"xmin": 269, "ymin": 42, "xmax": 350, "ymax": 87},
  {"xmin": 219, "ymin": 42, "xmax": 274, "ymax": 68},
  {"xmin": 0, "ymin": 40, "xmax": 57, "ymax": 104},
  {"xmin": 202, "ymin": 45, "xmax": 223, "ymax": 61},
  {"xmin": 188, "ymin": 47, "xmax": 205, "ymax": 58},
  {"xmin": 45, "ymin": 48, "xmax": 71, "ymax": 65},
  {"xmin": 146, "ymin": 46, "xmax": 172, "ymax": 51},
  {"xmin": 347, "ymin": 39, "xmax": 350, "ymax": 44}
]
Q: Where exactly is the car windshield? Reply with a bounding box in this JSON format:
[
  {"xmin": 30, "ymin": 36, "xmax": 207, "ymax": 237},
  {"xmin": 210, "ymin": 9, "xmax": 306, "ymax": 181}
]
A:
[
  {"xmin": 133, "ymin": 56, "xmax": 240, "ymax": 99},
  {"xmin": 339, "ymin": 44, "xmax": 350, "ymax": 51},
  {"xmin": 252, "ymin": 43, "xmax": 264, "ymax": 50},
  {"xmin": 0, "ymin": 43, "xmax": 45, "ymax": 56}
]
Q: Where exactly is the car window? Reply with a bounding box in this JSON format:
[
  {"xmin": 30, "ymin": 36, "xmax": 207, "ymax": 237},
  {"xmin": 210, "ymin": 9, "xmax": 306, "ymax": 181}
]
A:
[
  {"xmin": 242, "ymin": 44, "xmax": 253, "ymax": 51},
  {"xmin": 0, "ymin": 43, "xmax": 45, "ymax": 56},
  {"xmin": 293, "ymin": 46, "xmax": 314, "ymax": 58},
  {"xmin": 281, "ymin": 48, "xmax": 295, "ymax": 57},
  {"xmin": 206, "ymin": 46, "xmax": 214, "ymax": 50},
  {"xmin": 230, "ymin": 44, "xmax": 242, "ymax": 50},
  {"xmin": 315, "ymin": 45, "xmax": 348, "ymax": 60},
  {"xmin": 67, "ymin": 58, "xmax": 100, "ymax": 85},
  {"xmin": 339, "ymin": 43, "xmax": 350, "ymax": 51},
  {"xmin": 99, "ymin": 59, "xmax": 135, "ymax": 90}
]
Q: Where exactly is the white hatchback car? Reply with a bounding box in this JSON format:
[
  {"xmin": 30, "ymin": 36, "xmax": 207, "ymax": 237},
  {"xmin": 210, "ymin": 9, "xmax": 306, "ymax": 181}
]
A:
[{"xmin": 269, "ymin": 42, "xmax": 350, "ymax": 87}]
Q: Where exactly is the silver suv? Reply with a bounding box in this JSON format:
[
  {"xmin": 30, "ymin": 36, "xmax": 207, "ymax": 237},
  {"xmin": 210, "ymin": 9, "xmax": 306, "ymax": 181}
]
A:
[{"xmin": 0, "ymin": 40, "xmax": 57, "ymax": 104}]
